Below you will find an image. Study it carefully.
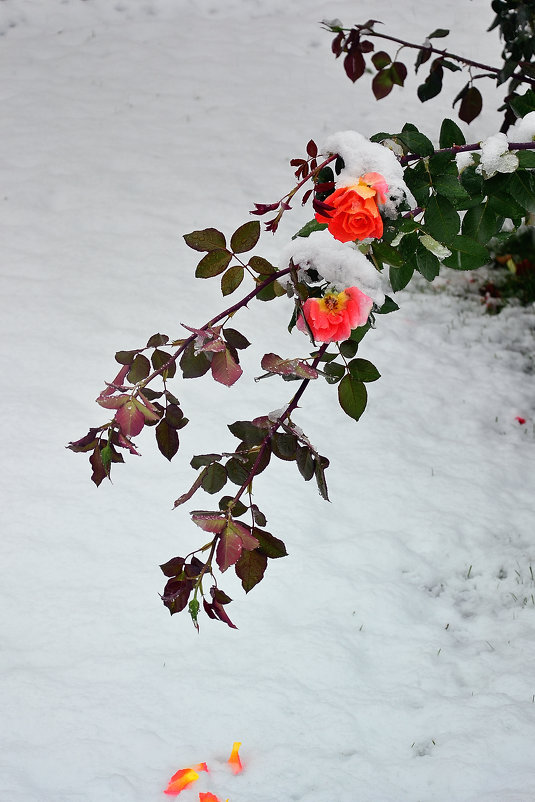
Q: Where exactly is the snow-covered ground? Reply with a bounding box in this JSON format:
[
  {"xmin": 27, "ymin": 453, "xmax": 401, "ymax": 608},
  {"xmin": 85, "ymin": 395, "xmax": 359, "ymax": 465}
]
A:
[{"xmin": 2, "ymin": 1, "xmax": 535, "ymax": 800}]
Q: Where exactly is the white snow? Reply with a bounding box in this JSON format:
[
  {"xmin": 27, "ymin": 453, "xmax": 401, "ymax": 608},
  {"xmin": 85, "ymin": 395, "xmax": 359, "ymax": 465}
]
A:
[
  {"xmin": 477, "ymin": 132, "xmax": 519, "ymax": 178},
  {"xmin": 508, "ymin": 110, "xmax": 535, "ymax": 143},
  {"xmin": 2, "ymin": 1, "xmax": 535, "ymax": 801},
  {"xmin": 281, "ymin": 229, "xmax": 386, "ymax": 305},
  {"xmin": 322, "ymin": 130, "xmax": 410, "ymax": 218}
]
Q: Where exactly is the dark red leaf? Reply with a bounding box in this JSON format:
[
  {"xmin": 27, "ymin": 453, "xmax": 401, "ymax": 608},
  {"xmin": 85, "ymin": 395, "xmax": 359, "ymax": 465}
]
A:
[
  {"xmin": 331, "ymin": 32, "xmax": 344, "ymax": 57},
  {"xmin": 459, "ymin": 86, "xmax": 483, "ymax": 124},
  {"xmin": 344, "ymin": 49, "xmax": 365, "ymax": 82}
]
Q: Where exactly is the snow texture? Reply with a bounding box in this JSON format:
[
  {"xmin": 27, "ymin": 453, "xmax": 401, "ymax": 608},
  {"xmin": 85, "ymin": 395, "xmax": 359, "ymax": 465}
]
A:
[
  {"xmin": 281, "ymin": 230, "xmax": 386, "ymax": 305},
  {"xmin": 322, "ymin": 130, "xmax": 410, "ymax": 218},
  {"xmin": 477, "ymin": 132, "xmax": 519, "ymax": 178},
  {"xmin": 509, "ymin": 110, "xmax": 535, "ymax": 143},
  {"xmin": 2, "ymin": 1, "xmax": 535, "ymax": 801}
]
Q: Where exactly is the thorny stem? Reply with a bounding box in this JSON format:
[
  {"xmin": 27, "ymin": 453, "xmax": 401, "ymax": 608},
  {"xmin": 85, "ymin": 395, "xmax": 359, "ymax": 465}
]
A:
[
  {"xmin": 137, "ymin": 266, "xmax": 293, "ymax": 389},
  {"xmin": 232, "ymin": 342, "xmax": 329, "ymax": 507},
  {"xmin": 355, "ymin": 28, "xmax": 535, "ymax": 89},
  {"xmin": 192, "ymin": 342, "xmax": 329, "ymax": 596},
  {"xmin": 400, "ymin": 139, "xmax": 535, "ymax": 165}
]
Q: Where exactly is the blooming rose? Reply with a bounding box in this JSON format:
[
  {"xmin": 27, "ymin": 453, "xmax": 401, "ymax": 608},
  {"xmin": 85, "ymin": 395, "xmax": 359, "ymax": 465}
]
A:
[
  {"xmin": 315, "ymin": 172, "xmax": 388, "ymax": 243},
  {"xmin": 296, "ymin": 286, "xmax": 373, "ymax": 343}
]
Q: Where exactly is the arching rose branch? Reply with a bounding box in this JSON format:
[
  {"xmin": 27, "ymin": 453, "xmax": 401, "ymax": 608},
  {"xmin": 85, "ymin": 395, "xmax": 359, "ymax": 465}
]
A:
[{"xmin": 69, "ymin": 114, "xmax": 535, "ymax": 629}]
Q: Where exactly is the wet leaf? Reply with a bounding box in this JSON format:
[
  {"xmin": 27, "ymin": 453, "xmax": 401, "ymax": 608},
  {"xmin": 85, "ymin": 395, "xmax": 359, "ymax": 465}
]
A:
[
  {"xmin": 195, "ymin": 249, "xmax": 232, "ymax": 278},
  {"xmin": 127, "ymin": 353, "xmax": 151, "ymax": 384},
  {"xmin": 155, "ymin": 419, "xmax": 179, "ymax": 460},
  {"xmin": 338, "ymin": 375, "xmax": 368, "ymax": 421},
  {"xmin": 183, "ymin": 227, "xmax": 226, "ymax": 252},
  {"xmin": 211, "ymin": 348, "xmax": 243, "ymax": 386},
  {"xmin": 221, "ymin": 265, "xmax": 244, "ymax": 296},
  {"xmin": 235, "ymin": 549, "xmax": 268, "ymax": 592},
  {"xmin": 231, "ymin": 220, "xmax": 260, "ymax": 254}
]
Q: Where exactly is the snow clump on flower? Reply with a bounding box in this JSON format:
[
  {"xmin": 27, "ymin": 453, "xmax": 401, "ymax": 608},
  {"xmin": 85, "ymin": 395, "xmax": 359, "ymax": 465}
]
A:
[
  {"xmin": 321, "ymin": 130, "xmax": 412, "ymax": 216},
  {"xmin": 281, "ymin": 229, "xmax": 386, "ymax": 307}
]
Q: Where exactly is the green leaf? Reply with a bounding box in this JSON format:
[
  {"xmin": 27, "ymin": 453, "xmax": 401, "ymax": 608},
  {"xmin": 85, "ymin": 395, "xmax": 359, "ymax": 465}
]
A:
[
  {"xmin": 201, "ymin": 462, "xmax": 227, "ymax": 494},
  {"xmin": 416, "ymin": 246, "xmax": 440, "ymax": 280},
  {"xmin": 403, "ymin": 161, "xmax": 430, "ymax": 206},
  {"xmin": 223, "ymin": 327, "xmax": 250, "ymax": 350},
  {"xmin": 272, "ymin": 433, "xmax": 298, "ymax": 461},
  {"xmin": 349, "ymin": 322, "xmax": 371, "ymax": 342},
  {"xmin": 372, "ymin": 68, "xmax": 394, "ymax": 100},
  {"xmin": 231, "ymin": 220, "xmax": 261, "ymax": 253},
  {"xmin": 516, "ymin": 150, "xmax": 535, "ymax": 168},
  {"xmin": 506, "ymin": 171, "xmax": 535, "ymax": 213},
  {"xmin": 296, "ymin": 445, "xmax": 315, "ymax": 481},
  {"xmin": 165, "ymin": 403, "xmax": 186, "ymax": 428},
  {"xmin": 417, "ymin": 64, "xmax": 443, "ymax": 102},
  {"xmin": 179, "ymin": 343, "xmax": 211, "ymax": 378},
  {"xmin": 115, "ymin": 349, "xmax": 140, "ymax": 365},
  {"xmin": 439, "ymin": 118, "xmax": 466, "ymax": 148},
  {"xmin": 195, "ymin": 249, "xmax": 232, "ymax": 278},
  {"xmin": 235, "ymin": 549, "xmax": 267, "ymax": 592},
  {"xmin": 155, "ymin": 419, "xmax": 179, "ymax": 461},
  {"xmin": 442, "ymin": 235, "xmax": 490, "ymax": 270},
  {"xmin": 127, "ymin": 353, "xmax": 151, "ymax": 384},
  {"xmin": 323, "ymin": 361, "xmax": 345, "ymax": 384},
  {"xmin": 348, "ymin": 358, "xmax": 381, "ymax": 382},
  {"xmin": 253, "ymin": 528, "xmax": 288, "ymax": 558},
  {"xmin": 314, "ymin": 457, "xmax": 330, "ymax": 501},
  {"xmin": 509, "ymin": 89, "xmax": 535, "ymax": 119},
  {"xmin": 339, "ymin": 339, "xmax": 359, "ymax": 358},
  {"xmin": 146, "ymin": 333, "xmax": 169, "ymax": 348},
  {"xmin": 221, "ymin": 265, "xmax": 244, "ymax": 296},
  {"xmin": 424, "ymin": 194, "xmax": 460, "ymax": 244},
  {"xmin": 191, "ymin": 453, "xmax": 222, "ymax": 469},
  {"xmin": 218, "ymin": 495, "xmax": 248, "ymax": 516},
  {"xmin": 293, "ymin": 219, "xmax": 328, "ymax": 239},
  {"xmin": 428, "ymin": 151, "xmax": 457, "ymax": 180},
  {"xmin": 398, "ymin": 124, "xmax": 434, "ymax": 156},
  {"xmin": 462, "ymin": 202, "xmax": 501, "ymax": 245},
  {"xmin": 429, "ymin": 28, "xmax": 449, "ymax": 38},
  {"xmin": 460, "ymin": 165, "xmax": 484, "ymax": 197},
  {"xmin": 372, "ymin": 50, "xmax": 391, "ymax": 69},
  {"xmin": 390, "ymin": 263, "xmax": 414, "ymax": 292},
  {"xmin": 376, "ymin": 295, "xmax": 399, "ymax": 314},
  {"xmin": 151, "ymin": 349, "xmax": 176, "ymax": 378},
  {"xmin": 434, "ymin": 174, "xmax": 470, "ymax": 203},
  {"xmin": 372, "ymin": 240, "xmax": 404, "ymax": 267},
  {"xmin": 228, "ymin": 420, "xmax": 267, "ymax": 446},
  {"xmin": 338, "ymin": 375, "xmax": 368, "ymax": 421},
  {"xmin": 183, "ymin": 227, "xmax": 226, "ymax": 252},
  {"xmin": 249, "ymin": 255, "xmax": 276, "ymax": 274}
]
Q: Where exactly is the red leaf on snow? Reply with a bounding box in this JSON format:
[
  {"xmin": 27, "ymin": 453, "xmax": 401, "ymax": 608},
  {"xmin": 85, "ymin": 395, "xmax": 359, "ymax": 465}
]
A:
[
  {"xmin": 216, "ymin": 529, "xmax": 243, "ymax": 572},
  {"xmin": 211, "ymin": 348, "xmax": 243, "ymax": 387},
  {"xmin": 191, "ymin": 512, "xmax": 226, "ymax": 534},
  {"xmin": 114, "ymin": 400, "xmax": 145, "ymax": 437}
]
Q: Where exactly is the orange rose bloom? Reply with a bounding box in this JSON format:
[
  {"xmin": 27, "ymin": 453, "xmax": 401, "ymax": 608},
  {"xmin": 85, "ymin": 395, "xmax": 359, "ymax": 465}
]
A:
[
  {"xmin": 296, "ymin": 286, "xmax": 373, "ymax": 343},
  {"xmin": 315, "ymin": 172, "xmax": 388, "ymax": 244}
]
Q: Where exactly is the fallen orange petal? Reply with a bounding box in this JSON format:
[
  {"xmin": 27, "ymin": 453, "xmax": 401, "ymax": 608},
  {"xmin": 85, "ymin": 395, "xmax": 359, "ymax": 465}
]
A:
[
  {"xmin": 164, "ymin": 768, "xmax": 199, "ymax": 796},
  {"xmin": 227, "ymin": 741, "xmax": 243, "ymax": 775}
]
